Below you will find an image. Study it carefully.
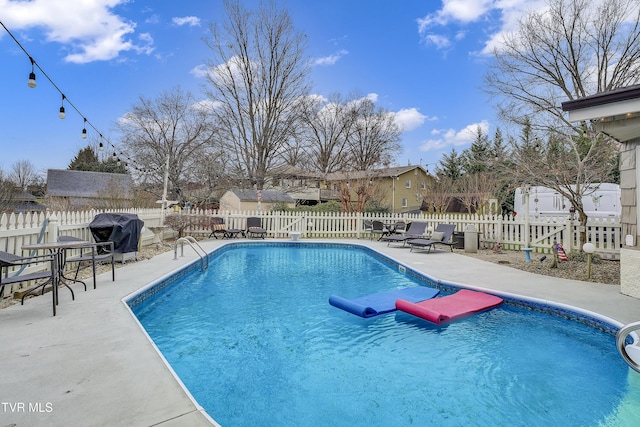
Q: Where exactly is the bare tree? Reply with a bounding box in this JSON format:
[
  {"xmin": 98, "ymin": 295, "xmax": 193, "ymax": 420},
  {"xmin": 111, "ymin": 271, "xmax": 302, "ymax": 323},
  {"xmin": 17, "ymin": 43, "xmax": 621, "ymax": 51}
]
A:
[
  {"xmin": 456, "ymin": 173, "xmax": 499, "ymax": 214},
  {"xmin": 188, "ymin": 148, "xmax": 231, "ymax": 208},
  {"xmin": 95, "ymin": 177, "xmax": 134, "ymax": 209},
  {"xmin": 485, "ymin": 0, "xmax": 640, "ymax": 129},
  {"xmin": 203, "ymin": 0, "xmax": 311, "ymax": 190},
  {"xmin": 346, "ymin": 96, "xmax": 402, "ymax": 171},
  {"xmin": 0, "ymin": 169, "xmax": 17, "ymax": 212},
  {"xmin": 300, "ymin": 93, "xmax": 354, "ymax": 174},
  {"xmin": 9, "ymin": 160, "xmax": 39, "ymax": 191},
  {"xmin": 422, "ymin": 176, "xmax": 455, "ymax": 214},
  {"xmin": 507, "ymin": 125, "xmax": 619, "ymax": 227},
  {"xmin": 119, "ymin": 87, "xmax": 217, "ymax": 203},
  {"xmin": 484, "ymin": 0, "xmax": 639, "ymax": 246}
]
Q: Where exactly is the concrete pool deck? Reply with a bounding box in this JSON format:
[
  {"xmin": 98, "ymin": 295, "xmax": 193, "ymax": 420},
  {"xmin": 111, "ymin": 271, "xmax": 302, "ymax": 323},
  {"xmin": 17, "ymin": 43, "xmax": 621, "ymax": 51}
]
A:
[{"xmin": 1, "ymin": 238, "xmax": 640, "ymax": 426}]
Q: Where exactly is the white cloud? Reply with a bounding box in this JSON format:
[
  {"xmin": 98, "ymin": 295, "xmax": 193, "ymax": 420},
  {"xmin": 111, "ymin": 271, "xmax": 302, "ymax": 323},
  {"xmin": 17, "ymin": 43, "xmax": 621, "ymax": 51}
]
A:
[
  {"xmin": 365, "ymin": 93, "xmax": 378, "ymax": 103},
  {"xmin": 314, "ymin": 49, "xmax": 349, "ymax": 66},
  {"xmin": 191, "ymin": 99, "xmax": 222, "ymax": 112},
  {"xmin": 394, "ymin": 108, "xmax": 436, "ymax": 132},
  {"xmin": 420, "ymin": 120, "xmax": 489, "ymax": 152},
  {"xmin": 424, "ymin": 34, "xmax": 451, "ymax": 49},
  {"xmin": 418, "ymin": 0, "xmax": 493, "ymax": 32},
  {"xmin": 417, "ymin": 0, "xmax": 547, "ymax": 54},
  {"xmin": 172, "ymin": 16, "xmax": 201, "ymax": 27},
  {"xmin": 190, "ymin": 64, "xmax": 209, "ymax": 78},
  {"xmin": 0, "ymin": 0, "xmax": 152, "ymax": 63},
  {"xmin": 479, "ymin": 1, "xmax": 547, "ymax": 55}
]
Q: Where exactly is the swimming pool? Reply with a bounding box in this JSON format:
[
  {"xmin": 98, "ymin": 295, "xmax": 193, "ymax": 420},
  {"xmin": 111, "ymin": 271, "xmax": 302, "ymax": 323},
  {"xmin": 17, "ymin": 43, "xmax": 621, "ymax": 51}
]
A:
[{"xmin": 128, "ymin": 242, "xmax": 640, "ymax": 426}]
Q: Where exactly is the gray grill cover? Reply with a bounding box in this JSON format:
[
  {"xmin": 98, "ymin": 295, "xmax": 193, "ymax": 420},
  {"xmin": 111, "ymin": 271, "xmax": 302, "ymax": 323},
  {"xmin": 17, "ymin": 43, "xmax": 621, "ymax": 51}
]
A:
[{"xmin": 89, "ymin": 213, "xmax": 144, "ymax": 254}]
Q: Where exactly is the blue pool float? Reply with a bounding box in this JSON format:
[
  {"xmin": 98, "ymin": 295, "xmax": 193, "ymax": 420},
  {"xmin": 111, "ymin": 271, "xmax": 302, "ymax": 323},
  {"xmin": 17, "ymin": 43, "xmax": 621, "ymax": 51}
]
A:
[{"xmin": 329, "ymin": 287, "xmax": 440, "ymax": 318}]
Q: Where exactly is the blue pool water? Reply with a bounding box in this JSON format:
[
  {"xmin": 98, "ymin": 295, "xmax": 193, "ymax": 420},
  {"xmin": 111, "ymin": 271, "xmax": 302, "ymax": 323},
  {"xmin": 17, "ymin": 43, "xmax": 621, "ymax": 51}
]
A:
[{"xmin": 130, "ymin": 243, "xmax": 640, "ymax": 426}]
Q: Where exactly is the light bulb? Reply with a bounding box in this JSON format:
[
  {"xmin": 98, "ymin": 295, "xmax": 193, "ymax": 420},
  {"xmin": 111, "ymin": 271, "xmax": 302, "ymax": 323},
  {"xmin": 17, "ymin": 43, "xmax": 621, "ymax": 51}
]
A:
[
  {"xmin": 28, "ymin": 72, "xmax": 36, "ymax": 88},
  {"xmin": 82, "ymin": 128, "xmax": 87, "ymax": 139},
  {"xmin": 59, "ymin": 106, "xmax": 66, "ymax": 119}
]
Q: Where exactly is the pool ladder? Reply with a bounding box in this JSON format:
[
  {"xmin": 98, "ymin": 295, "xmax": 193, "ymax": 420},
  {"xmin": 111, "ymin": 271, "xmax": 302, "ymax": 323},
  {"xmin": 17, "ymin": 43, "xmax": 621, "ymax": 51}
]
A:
[
  {"xmin": 174, "ymin": 236, "xmax": 209, "ymax": 270},
  {"xmin": 616, "ymin": 321, "xmax": 640, "ymax": 373}
]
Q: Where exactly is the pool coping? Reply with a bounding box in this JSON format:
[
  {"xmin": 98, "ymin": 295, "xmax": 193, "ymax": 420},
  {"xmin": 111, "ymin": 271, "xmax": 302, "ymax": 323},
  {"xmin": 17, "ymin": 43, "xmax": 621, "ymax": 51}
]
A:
[{"xmin": 2, "ymin": 238, "xmax": 639, "ymax": 426}]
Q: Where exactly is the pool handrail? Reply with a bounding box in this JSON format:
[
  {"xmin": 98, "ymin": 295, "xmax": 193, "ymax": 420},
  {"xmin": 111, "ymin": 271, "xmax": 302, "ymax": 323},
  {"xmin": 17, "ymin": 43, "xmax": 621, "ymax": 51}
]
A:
[
  {"xmin": 616, "ymin": 320, "xmax": 640, "ymax": 373},
  {"xmin": 174, "ymin": 236, "xmax": 209, "ymax": 270}
]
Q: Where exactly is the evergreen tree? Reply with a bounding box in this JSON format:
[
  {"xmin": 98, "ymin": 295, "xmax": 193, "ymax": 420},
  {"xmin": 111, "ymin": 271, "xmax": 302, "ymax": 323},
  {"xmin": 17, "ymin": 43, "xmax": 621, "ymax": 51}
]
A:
[
  {"xmin": 68, "ymin": 146, "xmax": 128, "ymax": 174},
  {"xmin": 491, "ymin": 127, "xmax": 508, "ymax": 159},
  {"xmin": 435, "ymin": 148, "xmax": 463, "ymax": 181},
  {"xmin": 69, "ymin": 147, "xmax": 101, "ymax": 171},
  {"xmin": 462, "ymin": 126, "xmax": 490, "ymax": 174}
]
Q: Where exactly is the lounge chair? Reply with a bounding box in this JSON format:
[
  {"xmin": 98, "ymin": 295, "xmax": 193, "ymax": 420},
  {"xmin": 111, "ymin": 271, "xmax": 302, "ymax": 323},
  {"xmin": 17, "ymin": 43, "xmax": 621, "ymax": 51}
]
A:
[
  {"xmin": 381, "ymin": 221, "xmax": 428, "ymax": 247},
  {"xmin": 407, "ymin": 224, "xmax": 456, "ymax": 253},
  {"xmin": 246, "ymin": 217, "xmax": 267, "ymax": 239}
]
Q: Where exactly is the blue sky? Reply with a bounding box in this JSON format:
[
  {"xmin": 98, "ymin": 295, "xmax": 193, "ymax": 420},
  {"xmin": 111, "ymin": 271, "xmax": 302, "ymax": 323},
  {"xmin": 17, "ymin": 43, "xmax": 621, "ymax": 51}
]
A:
[{"xmin": 0, "ymin": 0, "xmax": 545, "ymax": 176}]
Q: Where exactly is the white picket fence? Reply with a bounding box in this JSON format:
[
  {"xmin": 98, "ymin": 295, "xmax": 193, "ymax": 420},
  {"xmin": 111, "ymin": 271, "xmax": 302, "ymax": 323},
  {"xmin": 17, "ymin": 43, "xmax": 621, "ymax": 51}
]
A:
[
  {"xmin": 0, "ymin": 208, "xmax": 621, "ymax": 297},
  {"xmin": 0, "ymin": 208, "xmax": 621, "ymax": 255}
]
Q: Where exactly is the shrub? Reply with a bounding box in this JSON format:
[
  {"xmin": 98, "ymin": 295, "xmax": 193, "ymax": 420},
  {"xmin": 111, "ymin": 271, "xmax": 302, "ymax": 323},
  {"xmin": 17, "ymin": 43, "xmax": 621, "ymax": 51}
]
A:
[
  {"xmin": 568, "ymin": 250, "xmax": 602, "ymax": 264},
  {"xmin": 271, "ymin": 202, "xmax": 293, "ymax": 212}
]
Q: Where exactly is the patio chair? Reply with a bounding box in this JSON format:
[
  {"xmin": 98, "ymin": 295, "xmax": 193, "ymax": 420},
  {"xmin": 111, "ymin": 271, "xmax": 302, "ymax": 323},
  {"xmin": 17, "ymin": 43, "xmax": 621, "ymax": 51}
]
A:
[
  {"xmin": 208, "ymin": 217, "xmax": 228, "ymax": 239},
  {"xmin": 0, "ymin": 251, "xmax": 55, "ymax": 300},
  {"xmin": 392, "ymin": 221, "xmax": 407, "ymax": 234},
  {"xmin": 58, "ymin": 235, "xmax": 115, "ymax": 289},
  {"xmin": 363, "ymin": 219, "xmax": 373, "ymax": 237},
  {"xmin": 407, "ymin": 224, "xmax": 457, "ymax": 253},
  {"xmin": 380, "ymin": 221, "xmax": 428, "ymax": 247},
  {"xmin": 246, "ymin": 217, "xmax": 267, "ymax": 239},
  {"xmin": 370, "ymin": 220, "xmax": 390, "ymax": 241}
]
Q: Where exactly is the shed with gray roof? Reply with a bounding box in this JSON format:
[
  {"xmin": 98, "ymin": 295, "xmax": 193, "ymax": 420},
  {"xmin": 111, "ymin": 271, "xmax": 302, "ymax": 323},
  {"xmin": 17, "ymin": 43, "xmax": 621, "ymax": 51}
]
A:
[
  {"xmin": 47, "ymin": 169, "xmax": 134, "ymax": 210},
  {"xmin": 219, "ymin": 188, "xmax": 295, "ymax": 211}
]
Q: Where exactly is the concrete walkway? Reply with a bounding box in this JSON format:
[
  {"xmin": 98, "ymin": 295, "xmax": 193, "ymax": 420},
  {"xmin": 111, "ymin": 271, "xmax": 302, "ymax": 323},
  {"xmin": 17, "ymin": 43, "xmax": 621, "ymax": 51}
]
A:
[{"xmin": 1, "ymin": 239, "xmax": 639, "ymax": 426}]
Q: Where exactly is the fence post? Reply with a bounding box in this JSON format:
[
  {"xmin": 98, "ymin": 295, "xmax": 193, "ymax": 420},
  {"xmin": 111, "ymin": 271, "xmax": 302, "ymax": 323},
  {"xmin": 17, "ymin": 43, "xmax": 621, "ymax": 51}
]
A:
[
  {"xmin": 566, "ymin": 216, "xmax": 573, "ymax": 253},
  {"xmin": 46, "ymin": 214, "xmax": 59, "ymax": 243}
]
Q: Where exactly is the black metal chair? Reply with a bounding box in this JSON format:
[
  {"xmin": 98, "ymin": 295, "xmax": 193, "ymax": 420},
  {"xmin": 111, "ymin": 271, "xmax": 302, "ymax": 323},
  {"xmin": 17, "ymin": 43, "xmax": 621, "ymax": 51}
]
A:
[
  {"xmin": 58, "ymin": 236, "xmax": 115, "ymax": 289},
  {"xmin": 208, "ymin": 217, "xmax": 228, "ymax": 239},
  {"xmin": 0, "ymin": 251, "xmax": 55, "ymax": 302},
  {"xmin": 370, "ymin": 220, "xmax": 390, "ymax": 240},
  {"xmin": 246, "ymin": 217, "xmax": 266, "ymax": 239},
  {"xmin": 392, "ymin": 221, "xmax": 407, "ymax": 234}
]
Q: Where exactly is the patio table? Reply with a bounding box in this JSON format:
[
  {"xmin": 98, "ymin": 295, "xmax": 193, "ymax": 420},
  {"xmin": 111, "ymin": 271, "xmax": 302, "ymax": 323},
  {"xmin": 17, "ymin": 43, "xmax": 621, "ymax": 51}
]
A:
[{"xmin": 22, "ymin": 240, "xmax": 92, "ymax": 316}]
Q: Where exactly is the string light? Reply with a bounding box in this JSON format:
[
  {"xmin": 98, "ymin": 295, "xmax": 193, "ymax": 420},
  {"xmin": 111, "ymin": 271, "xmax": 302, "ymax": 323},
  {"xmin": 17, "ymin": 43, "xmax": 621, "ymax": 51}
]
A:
[
  {"xmin": 27, "ymin": 56, "xmax": 36, "ymax": 88},
  {"xmin": 82, "ymin": 118, "xmax": 87, "ymax": 139},
  {"xmin": 1, "ymin": 19, "xmax": 159, "ymax": 174},
  {"xmin": 59, "ymin": 94, "xmax": 66, "ymax": 119}
]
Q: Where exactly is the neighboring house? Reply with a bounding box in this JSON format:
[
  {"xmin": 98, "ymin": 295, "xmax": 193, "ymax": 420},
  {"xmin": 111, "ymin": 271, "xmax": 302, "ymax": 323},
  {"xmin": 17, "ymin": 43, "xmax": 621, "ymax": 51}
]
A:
[
  {"xmin": 327, "ymin": 165, "xmax": 430, "ymax": 213},
  {"xmin": 269, "ymin": 164, "xmax": 431, "ymax": 213},
  {"xmin": 267, "ymin": 166, "xmax": 336, "ymax": 205},
  {"xmin": 219, "ymin": 188, "xmax": 296, "ymax": 211},
  {"xmin": 12, "ymin": 190, "xmax": 47, "ymax": 212},
  {"xmin": 46, "ymin": 169, "xmax": 134, "ymax": 210},
  {"xmin": 562, "ymin": 85, "xmax": 640, "ymax": 299}
]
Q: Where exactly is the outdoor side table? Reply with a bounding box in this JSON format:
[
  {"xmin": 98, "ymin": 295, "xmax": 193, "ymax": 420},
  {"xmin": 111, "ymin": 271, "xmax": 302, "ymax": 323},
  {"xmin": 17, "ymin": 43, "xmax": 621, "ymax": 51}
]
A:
[{"xmin": 224, "ymin": 229, "xmax": 244, "ymax": 239}]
